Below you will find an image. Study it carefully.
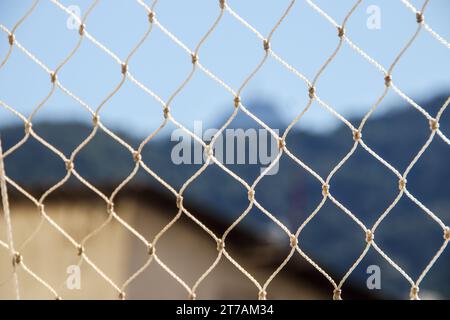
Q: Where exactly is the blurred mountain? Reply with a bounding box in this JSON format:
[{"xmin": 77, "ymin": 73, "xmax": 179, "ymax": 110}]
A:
[{"xmin": 1, "ymin": 93, "xmax": 449, "ymax": 299}]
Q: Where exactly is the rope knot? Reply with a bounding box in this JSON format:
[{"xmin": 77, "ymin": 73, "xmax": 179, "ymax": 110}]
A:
[
  {"xmin": 263, "ymin": 39, "xmax": 270, "ymax": 51},
  {"xmin": 78, "ymin": 24, "xmax": 85, "ymax": 36},
  {"xmin": 322, "ymin": 184, "xmax": 329, "ymax": 197},
  {"xmin": 216, "ymin": 239, "xmax": 225, "ymax": 251},
  {"xmin": 38, "ymin": 203, "xmax": 45, "ymax": 213},
  {"xmin": 204, "ymin": 145, "xmax": 213, "ymax": 158},
  {"xmin": 147, "ymin": 243, "xmax": 155, "ymax": 255},
  {"xmin": 24, "ymin": 122, "xmax": 33, "ymax": 134},
  {"xmin": 429, "ymin": 119, "xmax": 439, "ymax": 131},
  {"xmin": 248, "ymin": 189, "xmax": 255, "ymax": 202},
  {"xmin": 399, "ymin": 178, "xmax": 407, "ymax": 191},
  {"xmin": 444, "ymin": 227, "xmax": 450, "ymax": 241},
  {"xmin": 308, "ymin": 86, "xmax": 315, "ymax": 99},
  {"xmin": 12, "ymin": 252, "xmax": 22, "ymax": 267},
  {"xmin": 219, "ymin": 0, "xmax": 225, "ymax": 9},
  {"xmin": 148, "ymin": 11, "xmax": 155, "ymax": 23},
  {"xmin": 384, "ymin": 75, "xmax": 392, "ymax": 87},
  {"xmin": 188, "ymin": 292, "xmax": 197, "ymax": 300},
  {"xmin": 92, "ymin": 114, "xmax": 100, "ymax": 126},
  {"xmin": 416, "ymin": 12, "xmax": 424, "ymax": 24},
  {"xmin": 76, "ymin": 245, "xmax": 84, "ymax": 256},
  {"xmin": 337, "ymin": 27, "xmax": 345, "ymax": 38},
  {"xmin": 333, "ymin": 288, "xmax": 342, "ymax": 300},
  {"xmin": 258, "ymin": 290, "xmax": 267, "ymax": 300},
  {"xmin": 410, "ymin": 286, "xmax": 419, "ymax": 300},
  {"xmin": 278, "ymin": 138, "xmax": 285, "ymax": 149},
  {"xmin": 133, "ymin": 151, "xmax": 142, "ymax": 163},
  {"xmin": 163, "ymin": 106, "xmax": 170, "ymax": 119},
  {"xmin": 176, "ymin": 195, "xmax": 183, "ymax": 209},
  {"xmin": 121, "ymin": 63, "xmax": 128, "ymax": 75},
  {"xmin": 353, "ymin": 129, "xmax": 362, "ymax": 141},
  {"xmin": 118, "ymin": 292, "xmax": 126, "ymax": 300},
  {"xmin": 50, "ymin": 72, "xmax": 57, "ymax": 84},
  {"xmin": 107, "ymin": 201, "xmax": 114, "ymax": 213},
  {"xmin": 234, "ymin": 96, "xmax": 240, "ymax": 108},
  {"xmin": 365, "ymin": 230, "xmax": 374, "ymax": 243},
  {"xmin": 65, "ymin": 160, "xmax": 74, "ymax": 171},
  {"xmin": 55, "ymin": 296, "xmax": 62, "ymax": 300},
  {"xmin": 191, "ymin": 53, "xmax": 198, "ymax": 64},
  {"xmin": 290, "ymin": 235, "xmax": 298, "ymax": 248},
  {"xmin": 8, "ymin": 34, "xmax": 14, "ymax": 46}
]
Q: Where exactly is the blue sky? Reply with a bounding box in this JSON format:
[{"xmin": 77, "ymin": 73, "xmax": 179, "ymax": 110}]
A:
[{"xmin": 1, "ymin": 0, "xmax": 449, "ymax": 137}]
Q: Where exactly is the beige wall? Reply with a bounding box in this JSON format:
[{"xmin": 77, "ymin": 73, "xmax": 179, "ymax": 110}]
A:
[{"xmin": 0, "ymin": 197, "xmax": 328, "ymax": 300}]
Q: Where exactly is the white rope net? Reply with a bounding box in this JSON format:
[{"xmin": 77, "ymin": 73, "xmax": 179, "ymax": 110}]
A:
[{"xmin": 0, "ymin": 0, "xmax": 449, "ymax": 300}]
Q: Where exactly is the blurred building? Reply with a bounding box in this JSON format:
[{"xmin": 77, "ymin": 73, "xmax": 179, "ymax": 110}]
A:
[{"xmin": 0, "ymin": 186, "xmax": 369, "ymax": 300}]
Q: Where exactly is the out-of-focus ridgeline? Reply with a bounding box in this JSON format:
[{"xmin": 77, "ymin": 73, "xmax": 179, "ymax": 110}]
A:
[{"xmin": 1, "ymin": 93, "xmax": 449, "ymax": 299}]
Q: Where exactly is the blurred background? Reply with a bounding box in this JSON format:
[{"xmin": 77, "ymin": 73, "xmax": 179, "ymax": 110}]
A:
[{"xmin": 0, "ymin": 0, "xmax": 449, "ymax": 299}]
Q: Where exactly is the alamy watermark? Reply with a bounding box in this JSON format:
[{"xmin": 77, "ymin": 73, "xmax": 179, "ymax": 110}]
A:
[
  {"xmin": 171, "ymin": 121, "xmax": 280, "ymax": 175},
  {"xmin": 366, "ymin": 5, "xmax": 382, "ymax": 30},
  {"xmin": 66, "ymin": 5, "xmax": 81, "ymax": 30},
  {"xmin": 366, "ymin": 265, "xmax": 381, "ymax": 290},
  {"xmin": 66, "ymin": 265, "xmax": 81, "ymax": 290}
]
